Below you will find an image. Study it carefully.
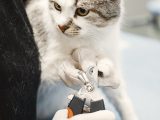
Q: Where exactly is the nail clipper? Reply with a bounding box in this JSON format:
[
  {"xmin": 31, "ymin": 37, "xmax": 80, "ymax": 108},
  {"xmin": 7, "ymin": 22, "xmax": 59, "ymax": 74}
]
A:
[{"xmin": 67, "ymin": 67, "xmax": 105, "ymax": 118}]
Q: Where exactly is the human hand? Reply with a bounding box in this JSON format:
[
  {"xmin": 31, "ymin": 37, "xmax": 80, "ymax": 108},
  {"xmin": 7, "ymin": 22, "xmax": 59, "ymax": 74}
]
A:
[{"xmin": 53, "ymin": 109, "xmax": 115, "ymax": 120}]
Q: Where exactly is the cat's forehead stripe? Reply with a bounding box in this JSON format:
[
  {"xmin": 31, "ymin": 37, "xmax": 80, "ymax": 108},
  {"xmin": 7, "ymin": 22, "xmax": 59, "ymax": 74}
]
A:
[
  {"xmin": 77, "ymin": 0, "xmax": 120, "ymax": 21},
  {"xmin": 77, "ymin": 0, "xmax": 108, "ymax": 6}
]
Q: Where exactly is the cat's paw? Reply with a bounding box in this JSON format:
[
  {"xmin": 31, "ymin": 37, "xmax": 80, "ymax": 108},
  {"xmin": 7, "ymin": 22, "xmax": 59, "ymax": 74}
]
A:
[
  {"xmin": 97, "ymin": 58, "xmax": 120, "ymax": 88},
  {"xmin": 71, "ymin": 48, "xmax": 120, "ymax": 88},
  {"xmin": 72, "ymin": 47, "xmax": 97, "ymax": 72},
  {"xmin": 58, "ymin": 58, "xmax": 84, "ymax": 90}
]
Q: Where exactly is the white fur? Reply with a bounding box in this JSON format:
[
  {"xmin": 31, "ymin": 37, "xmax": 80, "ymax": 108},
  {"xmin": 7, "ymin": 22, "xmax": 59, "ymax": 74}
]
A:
[{"xmin": 26, "ymin": 0, "xmax": 138, "ymax": 120}]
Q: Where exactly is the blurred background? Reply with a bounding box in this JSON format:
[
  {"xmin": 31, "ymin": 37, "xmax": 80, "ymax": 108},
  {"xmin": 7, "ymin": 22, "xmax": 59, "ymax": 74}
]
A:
[
  {"xmin": 121, "ymin": 0, "xmax": 160, "ymax": 119},
  {"xmin": 123, "ymin": 0, "xmax": 160, "ymax": 39}
]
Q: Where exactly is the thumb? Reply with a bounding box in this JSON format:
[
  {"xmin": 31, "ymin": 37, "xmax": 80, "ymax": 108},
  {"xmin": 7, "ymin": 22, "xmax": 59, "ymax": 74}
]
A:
[{"xmin": 52, "ymin": 109, "xmax": 68, "ymax": 120}]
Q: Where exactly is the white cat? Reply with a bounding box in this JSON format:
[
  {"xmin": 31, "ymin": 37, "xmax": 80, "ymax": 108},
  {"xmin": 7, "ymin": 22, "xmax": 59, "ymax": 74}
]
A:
[{"xmin": 26, "ymin": 0, "xmax": 138, "ymax": 119}]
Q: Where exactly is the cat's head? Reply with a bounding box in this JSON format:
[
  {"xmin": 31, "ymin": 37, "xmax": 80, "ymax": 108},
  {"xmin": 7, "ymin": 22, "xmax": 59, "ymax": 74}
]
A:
[{"xmin": 48, "ymin": 0, "xmax": 121, "ymax": 37}]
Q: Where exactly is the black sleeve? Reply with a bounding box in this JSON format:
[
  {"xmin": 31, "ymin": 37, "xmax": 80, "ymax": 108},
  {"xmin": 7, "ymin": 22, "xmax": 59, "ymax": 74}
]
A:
[{"xmin": 0, "ymin": 0, "xmax": 41, "ymax": 120}]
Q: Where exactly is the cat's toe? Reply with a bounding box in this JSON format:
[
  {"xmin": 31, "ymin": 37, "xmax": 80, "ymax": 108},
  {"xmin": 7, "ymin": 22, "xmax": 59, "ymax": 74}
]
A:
[
  {"xmin": 97, "ymin": 58, "xmax": 120, "ymax": 88},
  {"xmin": 98, "ymin": 65, "xmax": 112, "ymax": 78},
  {"xmin": 97, "ymin": 58, "xmax": 114, "ymax": 78}
]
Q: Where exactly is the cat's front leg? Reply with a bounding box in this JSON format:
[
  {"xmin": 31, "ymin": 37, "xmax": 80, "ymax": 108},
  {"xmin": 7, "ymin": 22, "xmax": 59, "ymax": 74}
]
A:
[
  {"xmin": 97, "ymin": 57, "xmax": 120, "ymax": 89},
  {"xmin": 102, "ymin": 84, "xmax": 139, "ymax": 120}
]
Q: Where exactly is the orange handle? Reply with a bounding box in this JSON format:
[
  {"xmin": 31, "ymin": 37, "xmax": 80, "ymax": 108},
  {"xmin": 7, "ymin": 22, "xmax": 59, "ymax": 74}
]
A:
[{"xmin": 67, "ymin": 107, "xmax": 74, "ymax": 118}]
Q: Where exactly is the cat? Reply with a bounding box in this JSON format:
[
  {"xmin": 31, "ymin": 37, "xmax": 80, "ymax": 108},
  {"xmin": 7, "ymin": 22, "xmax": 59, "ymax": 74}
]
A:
[{"xmin": 26, "ymin": 0, "xmax": 138, "ymax": 120}]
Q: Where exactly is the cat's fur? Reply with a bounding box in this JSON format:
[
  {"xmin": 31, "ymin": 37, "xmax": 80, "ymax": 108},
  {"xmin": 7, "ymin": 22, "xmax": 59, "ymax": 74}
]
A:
[{"xmin": 26, "ymin": 0, "xmax": 138, "ymax": 119}]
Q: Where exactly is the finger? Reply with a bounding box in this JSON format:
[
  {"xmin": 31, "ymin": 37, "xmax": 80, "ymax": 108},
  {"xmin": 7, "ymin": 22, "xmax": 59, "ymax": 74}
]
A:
[
  {"xmin": 53, "ymin": 109, "xmax": 67, "ymax": 120},
  {"xmin": 70, "ymin": 110, "xmax": 115, "ymax": 120}
]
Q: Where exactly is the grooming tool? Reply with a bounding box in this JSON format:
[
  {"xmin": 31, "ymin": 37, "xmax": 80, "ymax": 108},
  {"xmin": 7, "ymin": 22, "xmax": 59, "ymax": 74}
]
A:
[{"xmin": 67, "ymin": 67, "xmax": 105, "ymax": 118}]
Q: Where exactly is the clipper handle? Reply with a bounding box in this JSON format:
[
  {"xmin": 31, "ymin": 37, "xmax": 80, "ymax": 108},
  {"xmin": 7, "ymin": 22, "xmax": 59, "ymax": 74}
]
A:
[
  {"xmin": 90, "ymin": 99, "xmax": 105, "ymax": 113},
  {"xmin": 67, "ymin": 96, "xmax": 85, "ymax": 118}
]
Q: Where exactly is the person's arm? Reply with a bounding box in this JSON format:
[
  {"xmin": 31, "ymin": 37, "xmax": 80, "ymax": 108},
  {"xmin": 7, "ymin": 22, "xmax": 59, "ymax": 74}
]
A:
[{"xmin": 0, "ymin": 0, "xmax": 40, "ymax": 120}]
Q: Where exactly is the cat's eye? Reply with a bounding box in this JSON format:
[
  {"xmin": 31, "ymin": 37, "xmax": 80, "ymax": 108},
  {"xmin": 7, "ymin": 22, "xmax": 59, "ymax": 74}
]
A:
[
  {"xmin": 76, "ymin": 8, "xmax": 89, "ymax": 16},
  {"xmin": 54, "ymin": 2, "xmax": 61, "ymax": 11}
]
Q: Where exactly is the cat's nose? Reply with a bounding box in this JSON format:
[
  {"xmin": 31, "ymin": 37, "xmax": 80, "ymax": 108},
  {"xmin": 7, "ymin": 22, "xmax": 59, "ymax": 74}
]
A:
[{"xmin": 58, "ymin": 25, "xmax": 69, "ymax": 33}]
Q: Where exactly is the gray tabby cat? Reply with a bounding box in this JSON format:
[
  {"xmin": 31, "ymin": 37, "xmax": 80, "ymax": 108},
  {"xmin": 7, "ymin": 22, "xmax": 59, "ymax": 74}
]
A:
[{"xmin": 26, "ymin": 0, "xmax": 138, "ymax": 119}]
